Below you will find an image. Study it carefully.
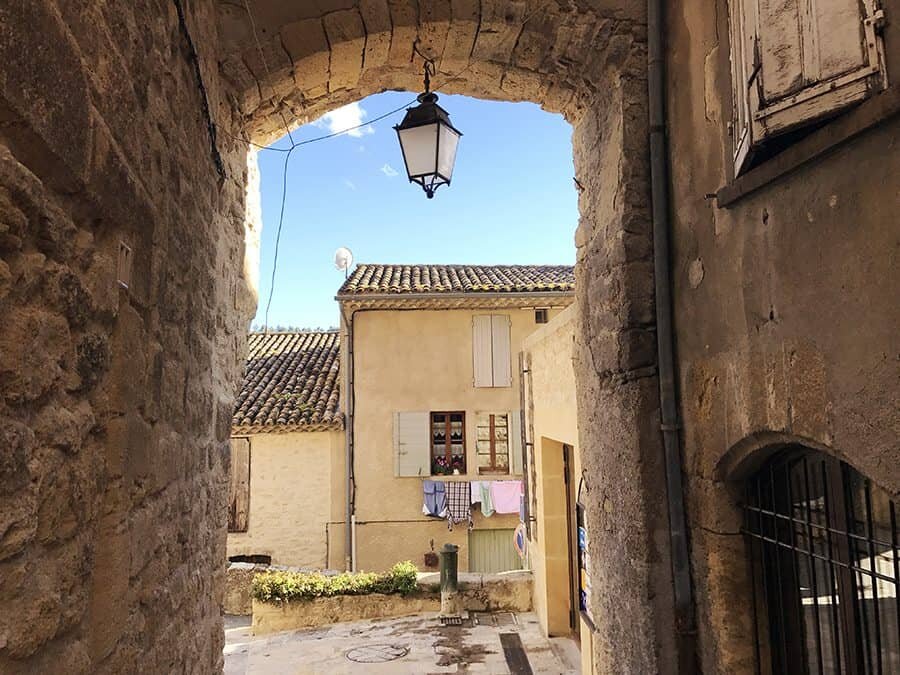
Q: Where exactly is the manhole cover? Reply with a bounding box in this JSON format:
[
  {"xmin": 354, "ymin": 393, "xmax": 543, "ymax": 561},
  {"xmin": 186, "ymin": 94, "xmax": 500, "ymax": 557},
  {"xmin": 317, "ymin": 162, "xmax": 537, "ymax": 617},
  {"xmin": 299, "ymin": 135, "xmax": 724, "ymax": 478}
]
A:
[{"xmin": 345, "ymin": 644, "xmax": 409, "ymax": 663}]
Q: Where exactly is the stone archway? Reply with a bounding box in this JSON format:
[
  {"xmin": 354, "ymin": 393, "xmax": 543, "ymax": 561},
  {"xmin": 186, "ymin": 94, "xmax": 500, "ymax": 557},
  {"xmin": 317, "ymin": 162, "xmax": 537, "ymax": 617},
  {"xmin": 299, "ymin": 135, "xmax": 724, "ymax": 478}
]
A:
[{"xmin": 0, "ymin": 1, "xmax": 676, "ymax": 673}]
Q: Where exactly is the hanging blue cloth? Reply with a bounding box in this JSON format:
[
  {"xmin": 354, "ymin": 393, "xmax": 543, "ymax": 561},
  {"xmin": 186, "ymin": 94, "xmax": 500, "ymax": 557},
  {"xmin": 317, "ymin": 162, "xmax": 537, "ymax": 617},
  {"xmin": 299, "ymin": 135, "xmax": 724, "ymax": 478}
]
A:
[{"xmin": 422, "ymin": 480, "xmax": 448, "ymax": 518}]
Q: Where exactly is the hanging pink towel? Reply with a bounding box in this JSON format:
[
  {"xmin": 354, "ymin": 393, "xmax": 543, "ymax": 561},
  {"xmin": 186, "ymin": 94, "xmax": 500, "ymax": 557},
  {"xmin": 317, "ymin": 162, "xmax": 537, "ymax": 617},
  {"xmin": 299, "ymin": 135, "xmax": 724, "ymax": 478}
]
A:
[{"xmin": 490, "ymin": 481, "xmax": 523, "ymax": 514}]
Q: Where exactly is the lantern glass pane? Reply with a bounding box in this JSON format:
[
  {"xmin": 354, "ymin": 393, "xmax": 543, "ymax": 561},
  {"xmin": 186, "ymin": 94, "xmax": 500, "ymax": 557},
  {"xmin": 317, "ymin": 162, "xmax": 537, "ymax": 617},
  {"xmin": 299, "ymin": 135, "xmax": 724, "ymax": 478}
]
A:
[
  {"xmin": 438, "ymin": 124, "xmax": 460, "ymax": 180},
  {"xmin": 398, "ymin": 123, "xmax": 439, "ymax": 177}
]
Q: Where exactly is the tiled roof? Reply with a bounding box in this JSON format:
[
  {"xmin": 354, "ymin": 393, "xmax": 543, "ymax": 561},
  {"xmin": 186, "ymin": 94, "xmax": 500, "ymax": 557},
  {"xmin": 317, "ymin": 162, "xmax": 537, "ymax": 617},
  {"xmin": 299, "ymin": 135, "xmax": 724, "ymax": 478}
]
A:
[
  {"xmin": 337, "ymin": 264, "xmax": 575, "ymax": 296},
  {"xmin": 232, "ymin": 331, "xmax": 342, "ymax": 433}
]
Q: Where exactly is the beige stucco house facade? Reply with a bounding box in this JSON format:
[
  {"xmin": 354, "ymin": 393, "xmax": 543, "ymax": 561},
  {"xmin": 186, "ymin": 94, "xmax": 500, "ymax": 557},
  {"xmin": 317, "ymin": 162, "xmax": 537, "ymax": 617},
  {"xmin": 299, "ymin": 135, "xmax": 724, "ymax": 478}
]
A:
[
  {"xmin": 227, "ymin": 331, "xmax": 344, "ymax": 568},
  {"xmin": 521, "ymin": 305, "xmax": 595, "ymax": 674},
  {"xmin": 336, "ymin": 264, "xmax": 576, "ymax": 574},
  {"xmin": 228, "ymin": 264, "xmax": 579, "ymax": 580}
]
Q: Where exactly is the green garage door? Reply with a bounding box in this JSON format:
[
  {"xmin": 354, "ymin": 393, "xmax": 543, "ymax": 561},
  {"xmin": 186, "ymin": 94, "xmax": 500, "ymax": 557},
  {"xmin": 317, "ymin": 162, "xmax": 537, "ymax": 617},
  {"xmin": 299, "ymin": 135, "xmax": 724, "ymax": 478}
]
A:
[{"xmin": 468, "ymin": 529, "xmax": 525, "ymax": 573}]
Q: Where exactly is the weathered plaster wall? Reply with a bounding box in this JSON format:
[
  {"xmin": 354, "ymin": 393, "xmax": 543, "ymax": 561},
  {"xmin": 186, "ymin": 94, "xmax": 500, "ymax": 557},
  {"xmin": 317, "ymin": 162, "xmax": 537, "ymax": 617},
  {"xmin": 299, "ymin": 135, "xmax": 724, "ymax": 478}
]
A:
[
  {"xmin": 522, "ymin": 307, "xmax": 578, "ymax": 634},
  {"xmin": 523, "ymin": 305, "xmax": 594, "ymax": 674},
  {"xmin": 524, "ymin": 305, "xmax": 580, "ymax": 444},
  {"xmin": 0, "ymin": 1, "xmax": 256, "ymax": 672},
  {"xmin": 227, "ymin": 431, "xmax": 343, "ymax": 567},
  {"xmin": 666, "ymin": 0, "xmax": 900, "ymax": 671}
]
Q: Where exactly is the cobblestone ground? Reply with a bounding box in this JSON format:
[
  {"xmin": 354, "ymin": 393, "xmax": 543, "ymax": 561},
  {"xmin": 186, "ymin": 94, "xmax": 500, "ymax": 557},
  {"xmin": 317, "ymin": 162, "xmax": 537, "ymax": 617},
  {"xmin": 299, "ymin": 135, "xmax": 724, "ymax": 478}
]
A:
[{"xmin": 224, "ymin": 612, "xmax": 580, "ymax": 674}]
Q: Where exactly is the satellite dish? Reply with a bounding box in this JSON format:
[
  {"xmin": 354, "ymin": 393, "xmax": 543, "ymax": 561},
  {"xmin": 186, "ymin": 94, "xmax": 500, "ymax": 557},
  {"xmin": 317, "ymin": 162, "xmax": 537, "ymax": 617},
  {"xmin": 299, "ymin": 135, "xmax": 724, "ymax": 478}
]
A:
[{"xmin": 334, "ymin": 247, "xmax": 354, "ymax": 277}]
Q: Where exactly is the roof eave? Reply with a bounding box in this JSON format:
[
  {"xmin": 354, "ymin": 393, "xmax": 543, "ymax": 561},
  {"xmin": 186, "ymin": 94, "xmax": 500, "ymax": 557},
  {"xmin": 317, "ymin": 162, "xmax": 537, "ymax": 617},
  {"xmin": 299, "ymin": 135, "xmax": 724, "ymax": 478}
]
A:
[
  {"xmin": 334, "ymin": 289, "xmax": 576, "ymax": 303},
  {"xmin": 231, "ymin": 420, "xmax": 345, "ymax": 436}
]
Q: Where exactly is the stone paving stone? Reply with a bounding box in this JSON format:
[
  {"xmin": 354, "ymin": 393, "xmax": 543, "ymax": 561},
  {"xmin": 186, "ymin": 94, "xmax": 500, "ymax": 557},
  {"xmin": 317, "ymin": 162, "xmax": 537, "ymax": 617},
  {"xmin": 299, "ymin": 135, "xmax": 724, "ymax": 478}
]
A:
[{"xmin": 224, "ymin": 612, "xmax": 579, "ymax": 674}]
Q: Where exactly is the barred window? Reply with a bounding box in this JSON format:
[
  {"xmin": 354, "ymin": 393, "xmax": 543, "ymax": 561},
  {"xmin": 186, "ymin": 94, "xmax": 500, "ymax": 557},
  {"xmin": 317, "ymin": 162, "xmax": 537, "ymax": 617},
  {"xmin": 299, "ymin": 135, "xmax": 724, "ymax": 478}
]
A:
[{"xmin": 743, "ymin": 449, "xmax": 899, "ymax": 674}]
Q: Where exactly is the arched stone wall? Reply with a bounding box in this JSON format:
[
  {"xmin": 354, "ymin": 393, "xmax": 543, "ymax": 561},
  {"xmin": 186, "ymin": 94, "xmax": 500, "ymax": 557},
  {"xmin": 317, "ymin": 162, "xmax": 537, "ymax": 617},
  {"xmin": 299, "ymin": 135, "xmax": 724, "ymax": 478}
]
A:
[
  {"xmin": 215, "ymin": 1, "xmax": 648, "ymax": 142},
  {"xmin": 0, "ymin": 1, "xmax": 682, "ymax": 673},
  {"xmin": 216, "ymin": 3, "xmax": 679, "ymax": 672}
]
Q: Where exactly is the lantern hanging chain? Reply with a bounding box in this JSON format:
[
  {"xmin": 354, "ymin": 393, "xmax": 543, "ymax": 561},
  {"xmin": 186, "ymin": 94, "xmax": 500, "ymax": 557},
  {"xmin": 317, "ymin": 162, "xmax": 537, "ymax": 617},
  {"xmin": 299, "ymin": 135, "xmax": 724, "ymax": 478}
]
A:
[
  {"xmin": 172, "ymin": 0, "xmax": 226, "ymax": 180},
  {"xmin": 413, "ymin": 40, "xmax": 437, "ymax": 94}
]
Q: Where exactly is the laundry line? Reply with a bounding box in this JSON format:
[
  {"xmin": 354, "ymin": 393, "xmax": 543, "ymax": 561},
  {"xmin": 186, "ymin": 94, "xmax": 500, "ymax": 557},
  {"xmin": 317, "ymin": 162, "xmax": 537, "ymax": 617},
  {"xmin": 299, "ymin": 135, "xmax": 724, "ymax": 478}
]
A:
[{"xmin": 422, "ymin": 479, "xmax": 524, "ymax": 531}]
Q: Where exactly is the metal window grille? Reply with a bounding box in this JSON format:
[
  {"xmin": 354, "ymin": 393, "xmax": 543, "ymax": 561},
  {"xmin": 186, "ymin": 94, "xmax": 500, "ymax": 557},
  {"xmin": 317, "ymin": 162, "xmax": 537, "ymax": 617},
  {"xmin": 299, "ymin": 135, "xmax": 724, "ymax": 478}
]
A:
[{"xmin": 743, "ymin": 449, "xmax": 900, "ymax": 675}]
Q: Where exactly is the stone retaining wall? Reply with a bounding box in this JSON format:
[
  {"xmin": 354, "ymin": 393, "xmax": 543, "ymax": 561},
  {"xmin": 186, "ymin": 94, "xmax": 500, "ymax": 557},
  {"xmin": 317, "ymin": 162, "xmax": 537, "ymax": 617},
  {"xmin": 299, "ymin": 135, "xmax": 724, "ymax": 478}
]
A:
[{"xmin": 250, "ymin": 571, "xmax": 533, "ymax": 634}]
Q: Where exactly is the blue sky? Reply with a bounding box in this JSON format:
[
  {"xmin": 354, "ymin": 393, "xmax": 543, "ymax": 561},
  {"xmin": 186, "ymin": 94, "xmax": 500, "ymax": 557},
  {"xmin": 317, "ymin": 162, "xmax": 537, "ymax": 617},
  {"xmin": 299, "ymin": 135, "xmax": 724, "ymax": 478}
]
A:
[{"xmin": 252, "ymin": 91, "xmax": 577, "ymax": 330}]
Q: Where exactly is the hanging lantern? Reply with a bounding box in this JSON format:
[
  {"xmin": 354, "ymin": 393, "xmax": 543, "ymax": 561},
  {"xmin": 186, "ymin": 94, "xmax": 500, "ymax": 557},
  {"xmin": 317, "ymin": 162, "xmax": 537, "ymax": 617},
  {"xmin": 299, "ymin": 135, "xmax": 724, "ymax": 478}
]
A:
[{"xmin": 394, "ymin": 62, "xmax": 462, "ymax": 199}]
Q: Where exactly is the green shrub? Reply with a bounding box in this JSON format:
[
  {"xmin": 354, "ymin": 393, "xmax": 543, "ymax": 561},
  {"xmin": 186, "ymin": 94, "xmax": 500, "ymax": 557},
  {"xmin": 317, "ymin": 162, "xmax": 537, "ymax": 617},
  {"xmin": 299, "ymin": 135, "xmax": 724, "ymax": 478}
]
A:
[{"xmin": 251, "ymin": 561, "xmax": 419, "ymax": 604}]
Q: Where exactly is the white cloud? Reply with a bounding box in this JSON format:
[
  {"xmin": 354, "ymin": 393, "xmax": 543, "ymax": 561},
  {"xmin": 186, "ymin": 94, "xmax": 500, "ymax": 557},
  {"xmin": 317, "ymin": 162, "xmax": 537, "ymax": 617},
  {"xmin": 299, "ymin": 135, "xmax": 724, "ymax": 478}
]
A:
[
  {"xmin": 343, "ymin": 179, "xmax": 357, "ymax": 191},
  {"xmin": 314, "ymin": 102, "xmax": 374, "ymax": 138},
  {"xmin": 381, "ymin": 163, "xmax": 399, "ymax": 177}
]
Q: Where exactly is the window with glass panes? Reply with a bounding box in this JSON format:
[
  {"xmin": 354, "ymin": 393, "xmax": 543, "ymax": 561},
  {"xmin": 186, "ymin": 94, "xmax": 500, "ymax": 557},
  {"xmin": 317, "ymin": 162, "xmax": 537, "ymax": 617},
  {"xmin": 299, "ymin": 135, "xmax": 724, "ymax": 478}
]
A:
[
  {"xmin": 743, "ymin": 449, "xmax": 899, "ymax": 675},
  {"xmin": 476, "ymin": 413, "xmax": 509, "ymax": 474},
  {"xmin": 430, "ymin": 412, "xmax": 465, "ymax": 475}
]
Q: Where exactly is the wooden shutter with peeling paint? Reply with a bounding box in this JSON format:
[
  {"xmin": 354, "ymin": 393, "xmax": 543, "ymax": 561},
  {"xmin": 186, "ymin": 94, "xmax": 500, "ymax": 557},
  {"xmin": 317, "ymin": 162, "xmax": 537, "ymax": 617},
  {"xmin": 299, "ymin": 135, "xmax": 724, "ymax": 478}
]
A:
[
  {"xmin": 228, "ymin": 438, "xmax": 250, "ymax": 532},
  {"xmin": 394, "ymin": 411, "xmax": 431, "ymax": 477},
  {"xmin": 729, "ymin": 0, "xmax": 886, "ymax": 174}
]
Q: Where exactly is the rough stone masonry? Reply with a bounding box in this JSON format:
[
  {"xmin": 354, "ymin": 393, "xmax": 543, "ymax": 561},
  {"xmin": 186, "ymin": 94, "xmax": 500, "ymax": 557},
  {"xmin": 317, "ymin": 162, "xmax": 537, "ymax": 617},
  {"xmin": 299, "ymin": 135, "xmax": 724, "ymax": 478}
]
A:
[
  {"xmin": 8, "ymin": 1, "xmax": 894, "ymax": 674},
  {"xmin": 0, "ymin": 0, "xmax": 254, "ymax": 671},
  {"xmin": 0, "ymin": 1, "xmax": 676, "ymax": 672}
]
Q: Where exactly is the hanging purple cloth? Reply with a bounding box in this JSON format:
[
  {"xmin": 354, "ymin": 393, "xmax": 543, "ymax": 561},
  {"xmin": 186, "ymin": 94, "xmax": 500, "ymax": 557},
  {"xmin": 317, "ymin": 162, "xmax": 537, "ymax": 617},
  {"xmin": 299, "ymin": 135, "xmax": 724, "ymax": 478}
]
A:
[{"xmin": 422, "ymin": 480, "xmax": 448, "ymax": 518}]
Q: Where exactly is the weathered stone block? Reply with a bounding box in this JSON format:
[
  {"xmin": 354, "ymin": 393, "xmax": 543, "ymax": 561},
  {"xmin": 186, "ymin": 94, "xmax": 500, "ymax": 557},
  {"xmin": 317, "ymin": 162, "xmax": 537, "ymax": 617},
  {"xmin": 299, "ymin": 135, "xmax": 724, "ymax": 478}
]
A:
[
  {"xmin": 387, "ymin": 0, "xmax": 417, "ymax": 67},
  {"xmin": 441, "ymin": 0, "xmax": 479, "ymax": 72},
  {"xmin": 359, "ymin": 0, "xmax": 392, "ymax": 71},
  {"xmin": 324, "ymin": 10, "xmax": 366, "ymax": 92},
  {"xmin": 33, "ymin": 400, "xmax": 94, "ymax": 454},
  {"xmin": 0, "ymin": 0, "xmax": 93, "ymax": 185},
  {"xmin": 0, "ymin": 307, "xmax": 71, "ymax": 404},
  {"xmin": 472, "ymin": 0, "xmax": 527, "ymax": 63},
  {"xmin": 281, "ymin": 19, "xmax": 330, "ymax": 98}
]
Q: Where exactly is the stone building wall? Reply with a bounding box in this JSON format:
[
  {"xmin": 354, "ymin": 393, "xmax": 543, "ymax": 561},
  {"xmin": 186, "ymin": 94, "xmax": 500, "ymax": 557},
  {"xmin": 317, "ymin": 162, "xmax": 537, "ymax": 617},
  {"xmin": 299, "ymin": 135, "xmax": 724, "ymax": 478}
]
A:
[
  {"xmin": 665, "ymin": 0, "xmax": 900, "ymax": 672},
  {"xmin": 227, "ymin": 431, "xmax": 343, "ymax": 568},
  {"xmin": 12, "ymin": 1, "xmax": 891, "ymax": 673},
  {"xmin": 0, "ymin": 0, "xmax": 682, "ymax": 671},
  {"xmin": 521, "ymin": 306, "xmax": 596, "ymax": 675},
  {"xmin": 0, "ymin": 1, "xmax": 255, "ymax": 672}
]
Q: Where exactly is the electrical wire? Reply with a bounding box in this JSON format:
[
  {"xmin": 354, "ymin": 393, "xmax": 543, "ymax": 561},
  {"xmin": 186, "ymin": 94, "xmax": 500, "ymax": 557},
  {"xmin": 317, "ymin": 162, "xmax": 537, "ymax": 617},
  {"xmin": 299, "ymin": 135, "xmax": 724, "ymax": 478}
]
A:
[
  {"xmin": 242, "ymin": 0, "xmax": 296, "ymax": 146},
  {"xmin": 220, "ymin": 98, "xmax": 417, "ymax": 152},
  {"xmin": 172, "ymin": 0, "xmax": 226, "ymax": 179},
  {"xmin": 263, "ymin": 145, "xmax": 295, "ymax": 331},
  {"xmin": 254, "ymin": 0, "xmax": 551, "ymax": 330},
  {"xmin": 258, "ymin": 96, "xmax": 415, "ymax": 332}
]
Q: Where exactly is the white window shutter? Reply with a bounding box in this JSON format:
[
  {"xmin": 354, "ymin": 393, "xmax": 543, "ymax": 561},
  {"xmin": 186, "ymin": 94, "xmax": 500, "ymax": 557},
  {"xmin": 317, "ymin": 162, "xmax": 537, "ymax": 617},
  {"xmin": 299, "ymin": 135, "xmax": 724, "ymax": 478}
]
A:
[
  {"xmin": 473, "ymin": 315, "xmax": 494, "ymax": 387},
  {"xmin": 490, "ymin": 315, "xmax": 512, "ymax": 387},
  {"xmin": 729, "ymin": 0, "xmax": 885, "ymax": 175},
  {"xmin": 509, "ymin": 410, "xmax": 523, "ymax": 476},
  {"xmin": 727, "ymin": 0, "xmax": 757, "ymax": 172},
  {"xmin": 394, "ymin": 412, "xmax": 431, "ymax": 477}
]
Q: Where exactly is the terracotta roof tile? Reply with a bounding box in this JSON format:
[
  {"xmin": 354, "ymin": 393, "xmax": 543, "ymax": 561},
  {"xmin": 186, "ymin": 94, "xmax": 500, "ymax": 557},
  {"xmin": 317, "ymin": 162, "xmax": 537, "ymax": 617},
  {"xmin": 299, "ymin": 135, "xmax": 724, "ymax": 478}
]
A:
[
  {"xmin": 337, "ymin": 264, "xmax": 575, "ymax": 296},
  {"xmin": 232, "ymin": 331, "xmax": 342, "ymax": 433}
]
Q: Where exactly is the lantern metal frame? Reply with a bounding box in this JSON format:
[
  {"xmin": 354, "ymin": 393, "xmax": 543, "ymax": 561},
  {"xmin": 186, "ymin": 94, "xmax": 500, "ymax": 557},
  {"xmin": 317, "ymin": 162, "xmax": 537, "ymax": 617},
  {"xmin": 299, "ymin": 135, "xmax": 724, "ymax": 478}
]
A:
[{"xmin": 393, "ymin": 57, "xmax": 462, "ymax": 199}]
